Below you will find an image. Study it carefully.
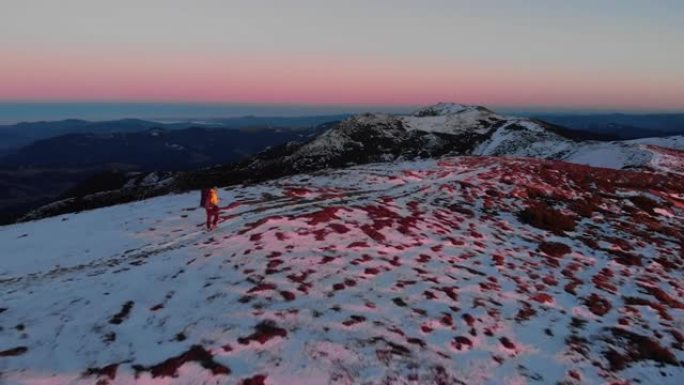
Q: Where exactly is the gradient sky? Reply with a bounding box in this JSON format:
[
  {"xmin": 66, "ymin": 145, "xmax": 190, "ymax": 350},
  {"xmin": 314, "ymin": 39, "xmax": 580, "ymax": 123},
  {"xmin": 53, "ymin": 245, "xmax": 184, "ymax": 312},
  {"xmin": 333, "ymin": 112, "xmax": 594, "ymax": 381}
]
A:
[{"xmin": 1, "ymin": 0, "xmax": 683, "ymax": 111}]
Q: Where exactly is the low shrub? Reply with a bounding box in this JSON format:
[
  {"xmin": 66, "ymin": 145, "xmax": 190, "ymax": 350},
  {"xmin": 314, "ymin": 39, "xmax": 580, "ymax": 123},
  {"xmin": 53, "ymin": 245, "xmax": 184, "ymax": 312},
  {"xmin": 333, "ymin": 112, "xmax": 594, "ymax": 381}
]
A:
[
  {"xmin": 538, "ymin": 242, "xmax": 572, "ymax": 258},
  {"xmin": 518, "ymin": 203, "xmax": 576, "ymax": 234},
  {"xmin": 629, "ymin": 195, "xmax": 659, "ymax": 213}
]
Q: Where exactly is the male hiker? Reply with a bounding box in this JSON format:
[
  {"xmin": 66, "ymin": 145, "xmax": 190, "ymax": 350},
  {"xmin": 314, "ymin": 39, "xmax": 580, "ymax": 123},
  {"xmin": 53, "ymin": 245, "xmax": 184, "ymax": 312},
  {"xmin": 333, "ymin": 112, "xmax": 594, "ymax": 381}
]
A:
[{"xmin": 200, "ymin": 186, "xmax": 220, "ymax": 230}]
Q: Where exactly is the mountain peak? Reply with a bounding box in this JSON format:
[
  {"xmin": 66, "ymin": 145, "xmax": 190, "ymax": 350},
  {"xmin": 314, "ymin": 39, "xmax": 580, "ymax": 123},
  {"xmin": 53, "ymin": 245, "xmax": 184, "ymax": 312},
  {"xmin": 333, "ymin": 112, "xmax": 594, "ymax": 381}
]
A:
[{"xmin": 412, "ymin": 102, "xmax": 493, "ymax": 117}]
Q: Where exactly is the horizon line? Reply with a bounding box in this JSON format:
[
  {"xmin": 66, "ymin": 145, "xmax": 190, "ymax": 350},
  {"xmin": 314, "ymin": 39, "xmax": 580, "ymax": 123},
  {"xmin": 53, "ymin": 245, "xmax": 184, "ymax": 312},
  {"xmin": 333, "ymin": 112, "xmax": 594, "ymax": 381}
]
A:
[{"xmin": 1, "ymin": 100, "xmax": 683, "ymax": 114}]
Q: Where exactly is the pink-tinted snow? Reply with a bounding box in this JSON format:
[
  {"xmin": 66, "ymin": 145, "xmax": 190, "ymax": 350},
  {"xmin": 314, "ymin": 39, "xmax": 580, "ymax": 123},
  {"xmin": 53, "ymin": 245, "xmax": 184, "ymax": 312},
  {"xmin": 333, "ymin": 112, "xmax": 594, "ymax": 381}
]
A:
[{"xmin": 1, "ymin": 156, "xmax": 683, "ymax": 384}]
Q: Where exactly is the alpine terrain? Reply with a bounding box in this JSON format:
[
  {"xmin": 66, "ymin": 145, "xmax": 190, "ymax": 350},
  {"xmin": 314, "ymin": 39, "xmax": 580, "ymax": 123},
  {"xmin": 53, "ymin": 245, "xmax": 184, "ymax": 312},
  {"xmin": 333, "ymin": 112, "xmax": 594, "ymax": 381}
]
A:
[
  {"xmin": 1, "ymin": 104, "xmax": 683, "ymax": 385},
  {"xmin": 22, "ymin": 103, "xmax": 684, "ymax": 221}
]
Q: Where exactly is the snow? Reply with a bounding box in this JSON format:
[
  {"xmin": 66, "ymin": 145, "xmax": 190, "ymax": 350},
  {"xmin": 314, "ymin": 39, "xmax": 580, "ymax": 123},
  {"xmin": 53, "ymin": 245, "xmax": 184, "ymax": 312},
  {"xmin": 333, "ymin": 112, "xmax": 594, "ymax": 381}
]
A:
[
  {"xmin": 472, "ymin": 123, "xmax": 573, "ymax": 158},
  {"xmin": 412, "ymin": 102, "xmax": 472, "ymax": 116},
  {"xmin": 402, "ymin": 104, "xmax": 501, "ymax": 135},
  {"xmin": 402, "ymin": 111, "xmax": 493, "ymax": 135},
  {"xmin": 561, "ymin": 138, "xmax": 684, "ymax": 174},
  {"xmin": 564, "ymin": 142, "xmax": 653, "ymax": 170},
  {"xmin": 627, "ymin": 135, "xmax": 684, "ymax": 149},
  {"xmin": 284, "ymin": 113, "xmax": 403, "ymax": 161},
  {"xmin": 296, "ymin": 127, "xmax": 351, "ymax": 154},
  {"xmin": 1, "ymin": 155, "xmax": 683, "ymax": 385}
]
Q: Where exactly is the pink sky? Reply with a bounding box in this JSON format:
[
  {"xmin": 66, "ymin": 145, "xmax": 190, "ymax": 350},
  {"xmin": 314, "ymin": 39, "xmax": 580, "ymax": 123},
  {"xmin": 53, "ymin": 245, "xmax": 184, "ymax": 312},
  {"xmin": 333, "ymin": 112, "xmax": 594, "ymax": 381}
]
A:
[
  {"xmin": 2, "ymin": 1, "xmax": 683, "ymax": 111},
  {"xmin": 2, "ymin": 50, "xmax": 682, "ymax": 111}
]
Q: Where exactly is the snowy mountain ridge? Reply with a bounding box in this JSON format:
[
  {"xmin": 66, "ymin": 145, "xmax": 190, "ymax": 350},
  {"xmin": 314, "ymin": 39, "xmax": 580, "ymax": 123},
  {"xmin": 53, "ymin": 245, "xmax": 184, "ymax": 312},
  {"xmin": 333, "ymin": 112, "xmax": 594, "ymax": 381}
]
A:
[
  {"xmin": 408, "ymin": 104, "xmax": 684, "ymax": 171},
  {"xmin": 404, "ymin": 103, "xmax": 501, "ymax": 135},
  {"xmin": 241, "ymin": 102, "xmax": 684, "ymax": 176}
]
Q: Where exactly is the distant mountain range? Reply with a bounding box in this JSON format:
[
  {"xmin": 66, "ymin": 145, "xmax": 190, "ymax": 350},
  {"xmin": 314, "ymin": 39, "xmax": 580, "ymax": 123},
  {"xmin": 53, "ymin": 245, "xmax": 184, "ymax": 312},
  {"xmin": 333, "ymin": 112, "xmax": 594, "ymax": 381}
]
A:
[
  {"xmin": 1, "ymin": 125, "xmax": 329, "ymax": 170},
  {"xmin": 533, "ymin": 113, "xmax": 684, "ymax": 139},
  {"xmin": 0, "ymin": 115, "xmax": 350, "ymax": 150}
]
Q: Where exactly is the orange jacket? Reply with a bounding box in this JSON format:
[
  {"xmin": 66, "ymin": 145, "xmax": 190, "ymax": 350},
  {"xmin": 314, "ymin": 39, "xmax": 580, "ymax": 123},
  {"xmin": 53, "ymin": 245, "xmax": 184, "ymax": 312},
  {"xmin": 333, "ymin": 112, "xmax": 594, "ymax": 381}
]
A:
[{"xmin": 208, "ymin": 188, "xmax": 219, "ymax": 206}]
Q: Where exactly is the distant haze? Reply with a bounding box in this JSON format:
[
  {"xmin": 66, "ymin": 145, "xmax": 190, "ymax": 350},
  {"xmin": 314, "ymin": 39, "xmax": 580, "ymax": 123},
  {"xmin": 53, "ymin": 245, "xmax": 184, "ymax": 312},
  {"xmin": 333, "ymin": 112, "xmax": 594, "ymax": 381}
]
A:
[
  {"xmin": 2, "ymin": 102, "xmax": 684, "ymax": 125},
  {"xmin": 0, "ymin": 102, "xmax": 413, "ymax": 125},
  {"xmin": 1, "ymin": 1, "xmax": 683, "ymax": 111}
]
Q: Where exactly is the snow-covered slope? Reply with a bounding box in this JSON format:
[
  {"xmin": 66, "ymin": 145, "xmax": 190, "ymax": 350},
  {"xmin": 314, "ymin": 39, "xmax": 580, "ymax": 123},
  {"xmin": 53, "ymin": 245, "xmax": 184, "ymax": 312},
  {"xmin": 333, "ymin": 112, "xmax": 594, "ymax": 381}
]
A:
[
  {"xmin": 475, "ymin": 126, "xmax": 684, "ymax": 174},
  {"xmin": 406, "ymin": 105, "xmax": 684, "ymax": 175},
  {"xmin": 402, "ymin": 104, "xmax": 502, "ymax": 135},
  {"xmin": 556, "ymin": 137, "xmax": 684, "ymax": 173},
  {"xmin": 2, "ymin": 155, "xmax": 683, "ymax": 385}
]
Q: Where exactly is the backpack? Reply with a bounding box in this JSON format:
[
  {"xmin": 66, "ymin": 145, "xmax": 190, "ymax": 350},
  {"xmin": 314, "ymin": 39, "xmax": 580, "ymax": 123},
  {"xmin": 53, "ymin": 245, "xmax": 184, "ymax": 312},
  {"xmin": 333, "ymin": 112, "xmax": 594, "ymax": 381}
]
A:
[{"xmin": 200, "ymin": 188, "xmax": 209, "ymax": 208}]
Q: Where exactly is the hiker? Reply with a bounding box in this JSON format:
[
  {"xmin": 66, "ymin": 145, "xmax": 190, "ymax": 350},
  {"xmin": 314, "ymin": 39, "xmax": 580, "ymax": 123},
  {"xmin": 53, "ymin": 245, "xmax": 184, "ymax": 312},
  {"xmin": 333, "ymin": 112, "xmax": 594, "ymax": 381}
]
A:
[{"xmin": 200, "ymin": 186, "xmax": 220, "ymax": 230}]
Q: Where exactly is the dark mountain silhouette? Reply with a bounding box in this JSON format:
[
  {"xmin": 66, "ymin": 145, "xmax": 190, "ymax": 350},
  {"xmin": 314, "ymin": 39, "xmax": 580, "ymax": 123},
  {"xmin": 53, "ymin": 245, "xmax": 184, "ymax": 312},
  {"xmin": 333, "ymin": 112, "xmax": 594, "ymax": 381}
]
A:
[
  {"xmin": 533, "ymin": 113, "xmax": 684, "ymax": 139},
  {"xmin": 0, "ymin": 115, "xmax": 350, "ymax": 149},
  {"xmin": 1, "ymin": 126, "xmax": 327, "ymax": 170},
  {"xmin": 0, "ymin": 123, "xmax": 333, "ymax": 224}
]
